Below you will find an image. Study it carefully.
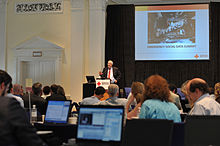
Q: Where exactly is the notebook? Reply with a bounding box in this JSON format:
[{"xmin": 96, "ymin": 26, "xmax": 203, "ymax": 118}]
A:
[
  {"xmin": 76, "ymin": 105, "xmax": 124, "ymax": 145},
  {"xmin": 44, "ymin": 100, "xmax": 71, "ymax": 124}
]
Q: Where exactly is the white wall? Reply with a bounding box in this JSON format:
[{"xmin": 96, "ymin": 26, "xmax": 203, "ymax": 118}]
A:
[{"xmin": 6, "ymin": 0, "xmax": 106, "ymax": 102}]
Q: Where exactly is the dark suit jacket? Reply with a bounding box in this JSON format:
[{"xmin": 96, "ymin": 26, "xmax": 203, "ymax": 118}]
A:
[
  {"xmin": 0, "ymin": 96, "xmax": 46, "ymax": 146},
  {"xmin": 100, "ymin": 67, "xmax": 121, "ymax": 83},
  {"xmin": 46, "ymin": 93, "xmax": 67, "ymax": 102},
  {"xmin": 22, "ymin": 93, "xmax": 47, "ymax": 115}
]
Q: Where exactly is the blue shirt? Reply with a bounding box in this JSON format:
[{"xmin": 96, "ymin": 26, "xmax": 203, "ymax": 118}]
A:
[
  {"xmin": 80, "ymin": 96, "xmax": 99, "ymax": 105},
  {"xmin": 139, "ymin": 99, "xmax": 181, "ymax": 123}
]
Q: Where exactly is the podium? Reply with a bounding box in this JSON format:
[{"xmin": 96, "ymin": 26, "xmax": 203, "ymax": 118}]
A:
[
  {"xmin": 83, "ymin": 79, "xmax": 110, "ymax": 99},
  {"xmin": 96, "ymin": 78, "xmax": 110, "ymax": 90}
]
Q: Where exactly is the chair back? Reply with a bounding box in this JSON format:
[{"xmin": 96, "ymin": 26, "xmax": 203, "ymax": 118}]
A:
[
  {"xmin": 185, "ymin": 115, "xmax": 220, "ymax": 146},
  {"xmin": 122, "ymin": 119, "xmax": 174, "ymax": 146}
]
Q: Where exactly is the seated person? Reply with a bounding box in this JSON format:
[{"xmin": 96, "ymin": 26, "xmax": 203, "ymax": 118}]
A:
[
  {"xmin": 22, "ymin": 82, "xmax": 47, "ymax": 115},
  {"xmin": 139, "ymin": 75, "xmax": 181, "ymax": 123},
  {"xmin": 0, "ymin": 69, "xmax": 46, "ymax": 145},
  {"xmin": 13, "ymin": 84, "xmax": 24, "ymax": 98},
  {"xmin": 6, "ymin": 83, "xmax": 24, "ymax": 107},
  {"xmin": 187, "ymin": 78, "xmax": 220, "ymax": 115},
  {"xmin": 169, "ymin": 83, "xmax": 183, "ymax": 110},
  {"xmin": 46, "ymin": 84, "xmax": 66, "ymax": 102},
  {"xmin": 41, "ymin": 86, "xmax": 51, "ymax": 99},
  {"xmin": 81, "ymin": 86, "xmax": 105, "ymax": 105},
  {"xmin": 97, "ymin": 84, "xmax": 127, "ymax": 107},
  {"xmin": 214, "ymin": 82, "xmax": 220, "ymax": 103},
  {"xmin": 126, "ymin": 82, "xmax": 145, "ymax": 119}
]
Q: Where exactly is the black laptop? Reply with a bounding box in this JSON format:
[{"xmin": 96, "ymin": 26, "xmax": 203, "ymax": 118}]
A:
[
  {"xmin": 76, "ymin": 105, "xmax": 124, "ymax": 146},
  {"xmin": 44, "ymin": 100, "xmax": 71, "ymax": 124},
  {"xmin": 86, "ymin": 76, "xmax": 96, "ymax": 83}
]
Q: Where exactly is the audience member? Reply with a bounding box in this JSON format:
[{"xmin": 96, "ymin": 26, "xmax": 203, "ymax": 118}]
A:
[
  {"xmin": 180, "ymin": 80, "xmax": 191, "ymax": 112},
  {"xmin": 13, "ymin": 84, "xmax": 24, "ymax": 97},
  {"xmin": 214, "ymin": 82, "xmax": 220, "ymax": 103},
  {"xmin": 81, "ymin": 86, "xmax": 106, "ymax": 105},
  {"xmin": 126, "ymin": 82, "xmax": 145, "ymax": 119},
  {"xmin": 139, "ymin": 75, "xmax": 181, "ymax": 122},
  {"xmin": 6, "ymin": 83, "xmax": 24, "ymax": 107},
  {"xmin": 42, "ymin": 86, "xmax": 51, "ymax": 99},
  {"xmin": 22, "ymin": 82, "xmax": 47, "ymax": 115},
  {"xmin": 57, "ymin": 85, "xmax": 66, "ymax": 97},
  {"xmin": 169, "ymin": 83, "xmax": 183, "ymax": 110},
  {"xmin": 187, "ymin": 78, "xmax": 220, "ymax": 115},
  {"xmin": 46, "ymin": 84, "xmax": 66, "ymax": 102},
  {"xmin": 97, "ymin": 84, "xmax": 127, "ymax": 107},
  {"xmin": 0, "ymin": 70, "xmax": 46, "ymax": 145}
]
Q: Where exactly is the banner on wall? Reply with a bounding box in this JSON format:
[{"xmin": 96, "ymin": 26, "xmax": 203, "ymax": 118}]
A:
[{"xmin": 15, "ymin": 0, "xmax": 63, "ymax": 14}]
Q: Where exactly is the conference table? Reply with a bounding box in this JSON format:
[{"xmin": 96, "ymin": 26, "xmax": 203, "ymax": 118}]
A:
[{"xmin": 34, "ymin": 122, "xmax": 184, "ymax": 146}]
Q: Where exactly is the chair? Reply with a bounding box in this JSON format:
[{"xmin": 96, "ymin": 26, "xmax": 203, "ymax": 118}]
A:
[
  {"xmin": 185, "ymin": 115, "xmax": 220, "ymax": 146},
  {"xmin": 122, "ymin": 119, "xmax": 174, "ymax": 146},
  {"xmin": 172, "ymin": 122, "xmax": 184, "ymax": 146}
]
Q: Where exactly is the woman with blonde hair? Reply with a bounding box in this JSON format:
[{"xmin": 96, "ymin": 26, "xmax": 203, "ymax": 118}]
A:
[
  {"xmin": 126, "ymin": 82, "xmax": 145, "ymax": 119},
  {"xmin": 139, "ymin": 75, "xmax": 181, "ymax": 122},
  {"xmin": 214, "ymin": 82, "xmax": 220, "ymax": 104}
]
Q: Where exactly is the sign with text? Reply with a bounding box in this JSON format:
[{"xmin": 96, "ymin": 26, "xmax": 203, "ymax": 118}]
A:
[
  {"xmin": 25, "ymin": 78, "xmax": 33, "ymax": 92},
  {"xmin": 96, "ymin": 79, "xmax": 110, "ymax": 90},
  {"xmin": 15, "ymin": 0, "xmax": 63, "ymax": 14}
]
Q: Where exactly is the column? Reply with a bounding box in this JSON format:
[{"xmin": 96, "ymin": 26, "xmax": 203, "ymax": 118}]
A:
[
  {"xmin": 70, "ymin": 0, "xmax": 86, "ymax": 102},
  {"xmin": 0, "ymin": 0, "xmax": 8, "ymax": 70},
  {"xmin": 86, "ymin": 0, "xmax": 107, "ymax": 77}
]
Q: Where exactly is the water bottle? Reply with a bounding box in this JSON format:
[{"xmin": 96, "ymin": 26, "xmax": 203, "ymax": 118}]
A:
[{"xmin": 31, "ymin": 105, "xmax": 37, "ymax": 123}]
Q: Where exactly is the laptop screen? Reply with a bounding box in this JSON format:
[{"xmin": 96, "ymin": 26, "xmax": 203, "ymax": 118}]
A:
[
  {"xmin": 77, "ymin": 105, "xmax": 124, "ymax": 142},
  {"xmin": 45, "ymin": 100, "xmax": 71, "ymax": 123},
  {"xmin": 86, "ymin": 76, "xmax": 96, "ymax": 83}
]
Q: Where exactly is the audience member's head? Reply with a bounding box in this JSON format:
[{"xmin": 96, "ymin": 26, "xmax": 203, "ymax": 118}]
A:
[
  {"xmin": 50, "ymin": 84, "xmax": 58, "ymax": 94},
  {"xmin": 186, "ymin": 78, "xmax": 209, "ymax": 104},
  {"xmin": 131, "ymin": 82, "xmax": 145, "ymax": 104},
  {"xmin": 107, "ymin": 60, "xmax": 113, "ymax": 69},
  {"xmin": 181, "ymin": 80, "xmax": 190, "ymax": 96},
  {"xmin": 215, "ymin": 82, "xmax": 220, "ymax": 98},
  {"xmin": 0, "ymin": 70, "xmax": 12, "ymax": 96},
  {"xmin": 32, "ymin": 82, "xmax": 42, "ymax": 96},
  {"xmin": 144, "ymin": 75, "xmax": 170, "ymax": 102},
  {"xmin": 13, "ymin": 84, "xmax": 23, "ymax": 96},
  {"xmin": 108, "ymin": 84, "xmax": 119, "ymax": 97},
  {"xmin": 43, "ymin": 86, "xmax": 50, "ymax": 96},
  {"xmin": 57, "ymin": 85, "xmax": 65, "ymax": 97},
  {"xmin": 94, "ymin": 86, "xmax": 105, "ymax": 99},
  {"xmin": 169, "ymin": 83, "xmax": 177, "ymax": 94}
]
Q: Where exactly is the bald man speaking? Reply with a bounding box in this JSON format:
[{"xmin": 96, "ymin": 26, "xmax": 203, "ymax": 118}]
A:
[{"xmin": 99, "ymin": 60, "xmax": 121, "ymax": 85}]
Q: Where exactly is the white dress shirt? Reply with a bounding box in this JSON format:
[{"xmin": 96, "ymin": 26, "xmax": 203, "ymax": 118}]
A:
[
  {"xmin": 107, "ymin": 67, "xmax": 115, "ymax": 83},
  {"xmin": 189, "ymin": 93, "xmax": 220, "ymax": 115}
]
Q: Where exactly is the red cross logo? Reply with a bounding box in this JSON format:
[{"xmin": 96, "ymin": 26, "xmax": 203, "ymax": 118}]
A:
[
  {"xmin": 194, "ymin": 54, "xmax": 199, "ymax": 59},
  {"xmin": 97, "ymin": 82, "xmax": 101, "ymax": 86}
]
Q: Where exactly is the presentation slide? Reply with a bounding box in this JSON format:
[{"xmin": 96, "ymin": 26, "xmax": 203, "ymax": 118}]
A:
[{"xmin": 135, "ymin": 4, "xmax": 209, "ymax": 60}]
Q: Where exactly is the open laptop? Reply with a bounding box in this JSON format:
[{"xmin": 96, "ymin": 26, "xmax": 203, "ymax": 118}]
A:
[
  {"xmin": 44, "ymin": 100, "xmax": 71, "ymax": 124},
  {"xmin": 76, "ymin": 105, "xmax": 124, "ymax": 146},
  {"xmin": 86, "ymin": 76, "xmax": 96, "ymax": 83}
]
